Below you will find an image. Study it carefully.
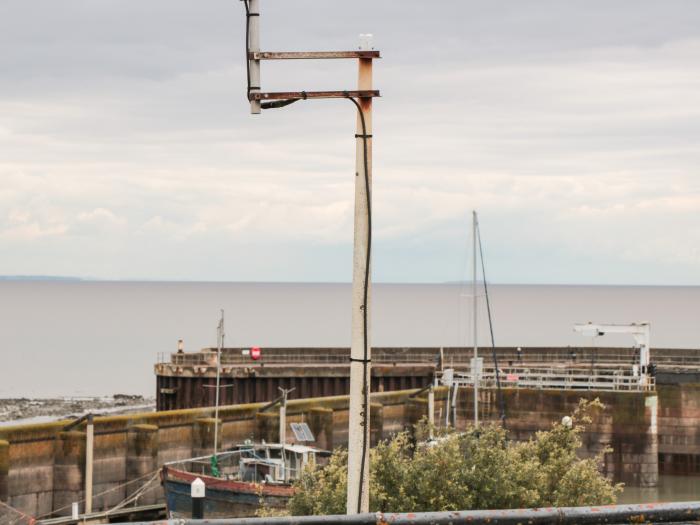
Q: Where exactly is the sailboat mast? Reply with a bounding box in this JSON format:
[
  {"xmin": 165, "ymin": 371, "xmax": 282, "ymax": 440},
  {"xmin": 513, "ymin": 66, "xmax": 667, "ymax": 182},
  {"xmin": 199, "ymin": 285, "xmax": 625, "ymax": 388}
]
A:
[
  {"xmin": 472, "ymin": 211, "xmax": 479, "ymax": 428},
  {"xmin": 214, "ymin": 310, "xmax": 224, "ymax": 455}
]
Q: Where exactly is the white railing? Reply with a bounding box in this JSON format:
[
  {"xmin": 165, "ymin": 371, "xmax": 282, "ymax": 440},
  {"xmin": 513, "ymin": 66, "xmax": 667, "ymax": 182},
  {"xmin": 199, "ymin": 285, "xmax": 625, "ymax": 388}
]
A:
[
  {"xmin": 442, "ymin": 366, "xmax": 655, "ymax": 392},
  {"xmin": 160, "ymin": 347, "xmax": 700, "ymax": 374}
]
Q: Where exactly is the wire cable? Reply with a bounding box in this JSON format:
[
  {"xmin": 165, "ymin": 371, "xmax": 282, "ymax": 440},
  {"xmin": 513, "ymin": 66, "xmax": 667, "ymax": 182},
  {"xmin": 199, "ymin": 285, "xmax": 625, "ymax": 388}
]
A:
[
  {"xmin": 476, "ymin": 218, "xmax": 507, "ymax": 428},
  {"xmin": 346, "ymin": 95, "xmax": 371, "ymax": 514},
  {"xmin": 0, "ymin": 500, "xmax": 36, "ymax": 525},
  {"xmin": 242, "ymin": 0, "xmax": 253, "ymax": 100},
  {"xmin": 33, "ymin": 468, "xmax": 160, "ymax": 520},
  {"xmin": 104, "ymin": 471, "xmax": 161, "ymax": 516}
]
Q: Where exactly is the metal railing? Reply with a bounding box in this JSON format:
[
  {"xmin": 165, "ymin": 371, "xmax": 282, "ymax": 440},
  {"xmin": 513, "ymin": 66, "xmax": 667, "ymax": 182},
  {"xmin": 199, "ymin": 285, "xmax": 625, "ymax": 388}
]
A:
[
  {"xmin": 166, "ymin": 351, "xmax": 439, "ymax": 367},
  {"xmin": 160, "ymin": 346, "xmax": 700, "ymax": 372},
  {"xmin": 113, "ymin": 500, "xmax": 700, "ymax": 525},
  {"xmin": 444, "ymin": 366, "xmax": 656, "ymax": 392}
]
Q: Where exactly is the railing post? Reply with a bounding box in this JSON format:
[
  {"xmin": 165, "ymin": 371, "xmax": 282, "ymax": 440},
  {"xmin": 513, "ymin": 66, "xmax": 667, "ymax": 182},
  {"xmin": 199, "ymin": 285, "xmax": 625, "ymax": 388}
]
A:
[{"xmin": 84, "ymin": 414, "xmax": 94, "ymax": 514}]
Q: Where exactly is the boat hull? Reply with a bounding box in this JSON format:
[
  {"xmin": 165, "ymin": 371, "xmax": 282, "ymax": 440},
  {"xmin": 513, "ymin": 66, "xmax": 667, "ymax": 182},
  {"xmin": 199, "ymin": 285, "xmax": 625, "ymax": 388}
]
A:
[{"xmin": 162, "ymin": 467, "xmax": 293, "ymax": 518}]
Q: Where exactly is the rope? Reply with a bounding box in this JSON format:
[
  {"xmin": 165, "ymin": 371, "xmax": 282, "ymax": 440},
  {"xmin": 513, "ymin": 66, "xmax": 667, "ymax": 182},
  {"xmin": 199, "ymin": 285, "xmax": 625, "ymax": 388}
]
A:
[
  {"xmin": 104, "ymin": 471, "xmax": 160, "ymax": 516},
  {"xmin": 475, "ymin": 217, "xmax": 507, "ymax": 428},
  {"xmin": 33, "ymin": 468, "xmax": 161, "ymax": 520},
  {"xmin": 0, "ymin": 500, "xmax": 36, "ymax": 525}
]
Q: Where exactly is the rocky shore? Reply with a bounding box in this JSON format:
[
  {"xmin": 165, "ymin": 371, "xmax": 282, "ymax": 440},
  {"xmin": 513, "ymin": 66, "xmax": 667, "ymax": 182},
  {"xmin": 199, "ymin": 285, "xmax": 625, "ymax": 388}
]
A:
[{"xmin": 0, "ymin": 395, "xmax": 155, "ymax": 425}]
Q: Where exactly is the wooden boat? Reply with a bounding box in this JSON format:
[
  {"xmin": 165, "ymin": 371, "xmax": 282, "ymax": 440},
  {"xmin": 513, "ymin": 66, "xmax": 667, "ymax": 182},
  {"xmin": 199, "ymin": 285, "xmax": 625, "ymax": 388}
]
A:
[{"xmin": 161, "ymin": 442, "xmax": 327, "ymax": 518}]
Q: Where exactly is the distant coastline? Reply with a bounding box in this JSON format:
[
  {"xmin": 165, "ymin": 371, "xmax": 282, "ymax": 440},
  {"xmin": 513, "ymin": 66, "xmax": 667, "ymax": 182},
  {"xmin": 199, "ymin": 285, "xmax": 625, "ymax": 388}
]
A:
[{"xmin": 0, "ymin": 275, "xmax": 83, "ymax": 281}]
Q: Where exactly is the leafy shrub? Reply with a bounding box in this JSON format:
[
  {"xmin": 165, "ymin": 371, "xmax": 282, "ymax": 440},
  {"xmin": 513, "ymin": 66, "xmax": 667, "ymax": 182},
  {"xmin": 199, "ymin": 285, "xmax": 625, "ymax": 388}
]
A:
[{"xmin": 287, "ymin": 398, "xmax": 621, "ymax": 515}]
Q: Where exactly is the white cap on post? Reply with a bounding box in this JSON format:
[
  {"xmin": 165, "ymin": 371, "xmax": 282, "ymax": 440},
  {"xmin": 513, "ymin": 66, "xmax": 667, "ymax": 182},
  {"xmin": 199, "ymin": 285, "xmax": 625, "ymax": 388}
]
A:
[
  {"xmin": 191, "ymin": 477, "xmax": 206, "ymax": 498},
  {"xmin": 358, "ymin": 34, "xmax": 374, "ymax": 51}
]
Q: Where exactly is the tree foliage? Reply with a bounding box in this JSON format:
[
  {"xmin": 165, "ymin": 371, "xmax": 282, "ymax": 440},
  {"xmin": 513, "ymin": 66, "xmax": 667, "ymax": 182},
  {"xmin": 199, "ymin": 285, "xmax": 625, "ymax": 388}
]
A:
[{"xmin": 288, "ymin": 398, "xmax": 621, "ymax": 515}]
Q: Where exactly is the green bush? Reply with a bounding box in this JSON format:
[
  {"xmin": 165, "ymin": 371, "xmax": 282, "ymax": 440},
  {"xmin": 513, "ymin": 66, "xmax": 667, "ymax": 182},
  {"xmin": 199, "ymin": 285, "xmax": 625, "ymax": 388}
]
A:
[{"xmin": 287, "ymin": 398, "xmax": 621, "ymax": 515}]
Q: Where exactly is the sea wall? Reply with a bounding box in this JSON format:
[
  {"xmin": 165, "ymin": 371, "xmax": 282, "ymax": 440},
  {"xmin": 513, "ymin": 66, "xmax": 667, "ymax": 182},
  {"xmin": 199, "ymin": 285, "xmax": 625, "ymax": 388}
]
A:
[
  {"xmin": 0, "ymin": 387, "xmax": 657, "ymax": 518},
  {"xmin": 0, "ymin": 389, "xmax": 432, "ymax": 518},
  {"xmin": 657, "ymin": 383, "xmax": 700, "ymax": 475},
  {"xmin": 451, "ymin": 388, "xmax": 659, "ymax": 487}
]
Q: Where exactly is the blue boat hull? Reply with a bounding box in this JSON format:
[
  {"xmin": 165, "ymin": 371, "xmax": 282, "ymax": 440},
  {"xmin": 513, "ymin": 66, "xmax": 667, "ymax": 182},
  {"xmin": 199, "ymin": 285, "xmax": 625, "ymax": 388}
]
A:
[{"xmin": 163, "ymin": 477, "xmax": 291, "ymax": 518}]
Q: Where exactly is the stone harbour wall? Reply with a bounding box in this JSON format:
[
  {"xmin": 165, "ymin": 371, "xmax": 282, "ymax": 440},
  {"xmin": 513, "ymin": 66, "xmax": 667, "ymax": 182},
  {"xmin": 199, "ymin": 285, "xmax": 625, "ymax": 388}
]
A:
[{"xmin": 0, "ymin": 387, "xmax": 658, "ymax": 518}]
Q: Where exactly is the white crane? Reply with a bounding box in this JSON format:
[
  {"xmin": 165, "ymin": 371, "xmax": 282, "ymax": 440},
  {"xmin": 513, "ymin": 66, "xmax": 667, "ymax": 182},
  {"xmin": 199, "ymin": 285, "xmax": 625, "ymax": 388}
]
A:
[{"xmin": 573, "ymin": 322, "xmax": 651, "ymax": 381}]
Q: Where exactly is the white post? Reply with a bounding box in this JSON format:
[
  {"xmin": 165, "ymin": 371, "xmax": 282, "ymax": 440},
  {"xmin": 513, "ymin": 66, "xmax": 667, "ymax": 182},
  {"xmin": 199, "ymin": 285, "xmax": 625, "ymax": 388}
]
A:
[
  {"xmin": 347, "ymin": 35, "xmax": 373, "ymax": 516},
  {"xmin": 85, "ymin": 414, "xmax": 94, "ymax": 514},
  {"xmin": 452, "ymin": 384, "xmax": 459, "ymax": 428},
  {"xmin": 472, "ymin": 211, "xmax": 479, "ymax": 428},
  {"xmin": 214, "ymin": 310, "xmax": 224, "ymax": 456},
  {"xmin": 191, "ymin": 477, "xmax": 206, "ymax": 519},
  {"xmin": 428, "ymin": 386, "xmax": 435, "ymax": 439},
  {"xmin": 445, "ymin": 384, "xmax": 451, "ymax": 427},
  {"xmin": 248, "ymin": 0, "xmax": 261, "ymax": 114},
  {"xmin": 640, "ymin": 323, "xmax": 651, "ymax": 371},
  {"xmin": 280, "ymin": 388, "xmax": 287, "ymax": 482}
]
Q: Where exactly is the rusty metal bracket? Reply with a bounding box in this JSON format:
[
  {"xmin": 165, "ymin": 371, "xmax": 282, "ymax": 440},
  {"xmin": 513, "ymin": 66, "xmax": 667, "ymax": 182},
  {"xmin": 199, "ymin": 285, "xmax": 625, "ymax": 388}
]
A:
[
  {"xmin": 250, "ymin": 90, "xmax": 380, "ymax": 101},
  {"xmin": 249, "ymin": 51, "xmax": 381, "ymax": 60}
]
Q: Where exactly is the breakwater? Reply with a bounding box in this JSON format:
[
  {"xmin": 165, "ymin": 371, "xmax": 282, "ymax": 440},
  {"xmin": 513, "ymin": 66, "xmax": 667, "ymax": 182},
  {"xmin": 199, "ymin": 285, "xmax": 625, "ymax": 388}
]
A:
[{"xmin": 0, "ymin": 387, "xmax": 661, "ymax": 519}]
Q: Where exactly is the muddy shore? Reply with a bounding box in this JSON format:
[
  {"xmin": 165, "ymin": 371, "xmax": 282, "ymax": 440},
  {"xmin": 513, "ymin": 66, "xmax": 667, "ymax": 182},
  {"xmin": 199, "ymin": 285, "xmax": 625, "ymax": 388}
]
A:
[{"xmin": 0, "ymin": 395, "xmax": 155, "ymax": 425}]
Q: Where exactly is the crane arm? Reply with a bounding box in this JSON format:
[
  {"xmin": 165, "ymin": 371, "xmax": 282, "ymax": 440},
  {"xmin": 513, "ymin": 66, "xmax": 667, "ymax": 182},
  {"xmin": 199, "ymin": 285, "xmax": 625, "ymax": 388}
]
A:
[{"xmin": 573, "ymin": 322, "xmax": 651, "ymax": 372}]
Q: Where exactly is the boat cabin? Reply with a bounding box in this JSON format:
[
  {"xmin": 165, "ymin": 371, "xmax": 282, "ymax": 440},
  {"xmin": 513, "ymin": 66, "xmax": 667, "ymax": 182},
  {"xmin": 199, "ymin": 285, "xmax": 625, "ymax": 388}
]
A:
[{"xmin": 238, "ymin": 443, "xmax": 323, "ymax": 484}]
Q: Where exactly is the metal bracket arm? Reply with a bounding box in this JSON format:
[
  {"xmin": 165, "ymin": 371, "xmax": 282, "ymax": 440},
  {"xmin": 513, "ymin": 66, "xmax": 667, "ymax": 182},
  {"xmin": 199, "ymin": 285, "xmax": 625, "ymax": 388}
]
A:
[
  {"xmin": 250, "ymin": 90, "xmax": 380, "ymax": 101},
  {"xmin": 249, "ymin": 51, "xmax": 380, "ymax": 60}
]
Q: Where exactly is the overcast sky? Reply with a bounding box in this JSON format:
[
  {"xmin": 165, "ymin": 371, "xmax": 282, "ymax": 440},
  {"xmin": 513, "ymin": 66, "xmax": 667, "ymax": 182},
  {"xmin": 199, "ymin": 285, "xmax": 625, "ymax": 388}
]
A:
[{"xmin": 1, "ymin": 1, "xmax": 699, "ymax": 284}]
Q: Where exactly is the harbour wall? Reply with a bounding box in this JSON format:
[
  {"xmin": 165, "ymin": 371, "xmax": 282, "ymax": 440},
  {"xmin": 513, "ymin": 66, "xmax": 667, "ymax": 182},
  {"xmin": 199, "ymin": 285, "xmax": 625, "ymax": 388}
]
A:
[
  {"xmin": 155, "ymin": 346, "xmax": 700, "ymax": 411},
  {"xmin": 450, "ymin": 388, "xmax": 659, "ymax": 487},
  {"xmin": 0, "ymin": 388, "xmax": 657, "ymax": 518}
]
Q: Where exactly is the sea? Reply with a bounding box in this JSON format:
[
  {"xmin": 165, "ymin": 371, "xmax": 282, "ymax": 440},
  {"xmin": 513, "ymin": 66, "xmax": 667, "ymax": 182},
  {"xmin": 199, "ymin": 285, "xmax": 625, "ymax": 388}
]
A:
[
  {"xmin": 0, "ymin": 281, "xmax": 698, "ymax": 399},
  {"xmin": 2, "ymin": 280, "xmax": 700, "ymax": 504}
]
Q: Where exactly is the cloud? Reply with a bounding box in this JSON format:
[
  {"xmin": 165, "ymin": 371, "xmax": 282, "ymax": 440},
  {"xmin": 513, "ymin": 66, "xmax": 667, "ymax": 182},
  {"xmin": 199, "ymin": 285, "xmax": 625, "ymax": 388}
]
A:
[{"xmin": 0, "ymin": 0, "xmax": 699, "ymax": 283}]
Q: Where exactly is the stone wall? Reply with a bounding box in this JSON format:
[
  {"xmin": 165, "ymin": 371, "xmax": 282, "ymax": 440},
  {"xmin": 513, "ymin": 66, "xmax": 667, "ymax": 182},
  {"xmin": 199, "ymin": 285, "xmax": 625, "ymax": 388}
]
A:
[
  {"xmin": 450, "ymin": 388, "xmax": 659, "ymax": 487},
  {"xmin": 0, "ymin": 387, "xmax": 658, "ymax": 518},
  {"xmin": 657, "ymin": 383, "xmax": 700, "ymax": 475},
  {"xmin": 0, "ymin": 389, "xmax": 427, "ymax": 518}
]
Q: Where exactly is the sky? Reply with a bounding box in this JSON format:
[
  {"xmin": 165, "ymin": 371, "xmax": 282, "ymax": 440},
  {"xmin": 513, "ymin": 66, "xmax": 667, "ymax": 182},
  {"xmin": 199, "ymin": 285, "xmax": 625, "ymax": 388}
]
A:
[{"xmin": 1, "ymin": 1, "xmax": 699, "ymax": 284}]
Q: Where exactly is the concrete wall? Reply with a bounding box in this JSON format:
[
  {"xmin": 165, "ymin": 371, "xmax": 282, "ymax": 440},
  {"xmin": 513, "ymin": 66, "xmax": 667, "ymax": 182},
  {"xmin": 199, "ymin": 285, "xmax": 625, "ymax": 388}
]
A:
[
  {"xmin": 0, "ymin": 387, "xmax": 658, "ymax": 518},
  {"xmin": 0, "ymin": 389, "xmax": 424, "ymax": 518},
  {"xmin": 657, "ymin": 383, "xmax": 700, "ymax": 475},
  {"xmin": 449, "ymin": 388, "xmax": 658, "ymax": 487}
]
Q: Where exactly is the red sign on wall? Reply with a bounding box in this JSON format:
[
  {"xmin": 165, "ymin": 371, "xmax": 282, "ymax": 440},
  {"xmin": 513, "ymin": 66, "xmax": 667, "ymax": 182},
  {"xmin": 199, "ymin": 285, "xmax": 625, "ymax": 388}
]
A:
[{"xmin": 250, "ymin": 346, "xmax": 262, "ymax": 360}]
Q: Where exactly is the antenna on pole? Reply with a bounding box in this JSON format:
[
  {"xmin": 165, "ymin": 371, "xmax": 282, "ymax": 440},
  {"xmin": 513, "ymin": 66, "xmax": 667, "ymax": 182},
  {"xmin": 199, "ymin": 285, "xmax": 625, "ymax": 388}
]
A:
[
  {"xmin": 278, "ymin": 386, "xmax": 294, "ymax": 482},
  {"xmin": 214, "ymin": 310, "xmax": 224, "ymax": 456},
  {"xmin": 239, "ymin": 3, "xmax": 380, "ymax": 515},
  {"xmin": 472, "ymin": 211, "xmax": 478, "ymax": 428}
]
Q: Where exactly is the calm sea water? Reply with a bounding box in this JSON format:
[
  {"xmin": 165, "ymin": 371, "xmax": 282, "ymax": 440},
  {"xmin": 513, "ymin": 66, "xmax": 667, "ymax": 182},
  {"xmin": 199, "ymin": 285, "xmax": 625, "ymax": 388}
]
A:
[
  {"xmin": 619, "ymin": 475, "xmax": 700, "ymax": 504},
  {"xmin": 0, "ymin": 281, "xmax": 698, "ymax": 398}
]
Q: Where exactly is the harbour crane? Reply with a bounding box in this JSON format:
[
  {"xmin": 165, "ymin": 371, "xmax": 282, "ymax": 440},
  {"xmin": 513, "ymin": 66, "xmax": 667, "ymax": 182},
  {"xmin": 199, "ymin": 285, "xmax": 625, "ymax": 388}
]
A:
[{"xmin": 573, "ymin": 322, "xmax": 651, "ymax": 382}]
